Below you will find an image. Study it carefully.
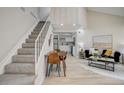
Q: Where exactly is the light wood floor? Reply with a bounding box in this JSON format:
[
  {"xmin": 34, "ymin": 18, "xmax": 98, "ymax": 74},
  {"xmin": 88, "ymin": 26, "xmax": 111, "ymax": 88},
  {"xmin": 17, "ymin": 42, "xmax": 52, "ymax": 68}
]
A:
[{"xmin": 43, "ymin": 55, "xmax": 124, "ymax": 85}]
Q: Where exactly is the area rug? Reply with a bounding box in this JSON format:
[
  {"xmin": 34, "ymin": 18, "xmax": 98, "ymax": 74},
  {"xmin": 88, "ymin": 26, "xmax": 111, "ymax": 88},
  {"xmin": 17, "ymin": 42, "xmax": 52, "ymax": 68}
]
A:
[{"xmin": 80, "ymin": 59, "xmax": 124, "ymax": 81}]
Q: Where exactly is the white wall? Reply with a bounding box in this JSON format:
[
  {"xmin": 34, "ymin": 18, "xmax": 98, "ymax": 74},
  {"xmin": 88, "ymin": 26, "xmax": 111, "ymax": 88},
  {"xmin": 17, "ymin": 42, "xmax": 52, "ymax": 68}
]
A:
[
  {"xmin": 88, "ymin": 7, "xmax": 124, "ymax": 17},
  {"xmin": 77, "ymin": 10, "xmax": 124, "ymax": 51},
  {"xmin": 35, "ymin": 24, "xmax": 53, "ymax": 84},
  {"xmin": 40, "ymin": 8, "xmax": 51, "ymax": 20},
  {"xmin": 0, "ymin": 7, "xmax": 40, "ymax": 63}
]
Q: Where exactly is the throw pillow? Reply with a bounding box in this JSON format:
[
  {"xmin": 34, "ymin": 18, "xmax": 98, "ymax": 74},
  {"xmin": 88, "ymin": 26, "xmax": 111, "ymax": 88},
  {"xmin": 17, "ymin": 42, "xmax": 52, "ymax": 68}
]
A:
[
  {"xmin": 104, "ymin": 50, "xmax": 112, "ymax": 56},
  {"xmin": 89, "ymin": 48, "xmax": 95, "ymax": 54}
]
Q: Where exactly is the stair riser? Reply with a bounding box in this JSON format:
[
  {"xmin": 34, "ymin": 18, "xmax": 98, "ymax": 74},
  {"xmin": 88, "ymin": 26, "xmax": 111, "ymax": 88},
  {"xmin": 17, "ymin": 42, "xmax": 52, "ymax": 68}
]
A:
[
  {"xmin": 33, "ymin": 29, "xmax": 41, "ymax": 31},
  {"xmin": 5, "ymin": 64, "xmax": 35, "ymax": 74},
  {"xmin": 18, "ymin": 49, "xmax": 35, "ymax": 55},
  {"xmin": 12, "ymin": 57, "xmax": 35, "ymax": 63},
  {"xmin": 35, "ymin": 24, "xmax": 44, "ymax": 28},
  {"xmin": 31, "ymin": 33, "xmax": 39, "ymax": 35},
  {"xmin": 35, "ymin": 23, "xmax": 43, "ymax": 26},
  {"xmin": 35, "ymin": 27, "xmax": 42, "ymax": 30},
  {"xmin": 37, "ymin": 23, "xmax": 44, "ymax": 26},
  {"xmin": 18, "ymin": 52, "xmax": 35, "ymax": 55},
  {"xmin": 29, "ymin": 35, "xmax": 38, "ymax": 38},
  {"xmin": 31, "ymin": 32, "xmax": 40, "ymax": 34},
  {"xmin": 35, "ymin": 26, "xmax": 42, "ymax": 29},
  {"xmin": 22, "ymin": 43, "xmax": 35, "ymax": 48},
  {"xmin": 26, "ymin": 39, "xmax": 36, "ymax": 43},
  {"xmin": 33, "ymin": 28, "xmax": 41, "ymax": 32},
  {"xmin": 35, "ymin": 27, "xmax": 42, "ymax": 29}
]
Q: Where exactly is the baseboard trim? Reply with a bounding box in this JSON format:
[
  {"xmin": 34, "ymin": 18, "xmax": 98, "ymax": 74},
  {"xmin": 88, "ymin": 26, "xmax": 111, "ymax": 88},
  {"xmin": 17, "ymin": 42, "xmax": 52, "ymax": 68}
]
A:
[{"xmin": 0, "ymin": 20, "xmax": 39, "ymax": 74}]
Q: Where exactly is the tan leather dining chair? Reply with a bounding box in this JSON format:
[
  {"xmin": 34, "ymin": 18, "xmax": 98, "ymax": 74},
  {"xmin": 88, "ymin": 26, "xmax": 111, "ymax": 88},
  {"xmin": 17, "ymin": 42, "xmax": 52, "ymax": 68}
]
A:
[{"xmin": 47, "ymin": 51, "xmax": 60, "ymax": 77}]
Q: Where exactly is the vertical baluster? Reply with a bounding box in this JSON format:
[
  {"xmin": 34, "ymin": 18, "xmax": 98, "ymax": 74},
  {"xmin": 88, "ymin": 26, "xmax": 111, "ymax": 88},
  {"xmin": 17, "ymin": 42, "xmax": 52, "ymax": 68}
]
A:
[
  {"xmin": 37, "ymin": 41, "xmax": 39, "ymax": 62},
  {"xmin": 35, "ymin": 40, "xmax": 37, "ymax": 63},
  {"xmin": 39, "ymin": 35, "xmax": 41, "ymax": 53},
  {"xmin": 41, "ymin": 34, "xmax": 42, "ymax": 52},
  {"xmin": 35, "ymin": 20, "xmax": 50, "ymax": 63},
  {"xmin": 38, "ymin": 39, "xmax": 39, "ymax": 58},
  {"xmin": 39, "ymin": 38, "xmax": 40, "ymax": 57},
  {"xmin": 40, "ymin": 32, "xmax": 42, "ymax": 51}
]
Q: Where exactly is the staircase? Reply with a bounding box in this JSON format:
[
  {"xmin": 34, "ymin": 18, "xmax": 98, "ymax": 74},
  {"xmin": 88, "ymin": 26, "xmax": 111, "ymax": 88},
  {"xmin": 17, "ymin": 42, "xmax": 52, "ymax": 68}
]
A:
[{"xmin": 0, "ymin": 21, "xmax": 45, "ymax": 85}]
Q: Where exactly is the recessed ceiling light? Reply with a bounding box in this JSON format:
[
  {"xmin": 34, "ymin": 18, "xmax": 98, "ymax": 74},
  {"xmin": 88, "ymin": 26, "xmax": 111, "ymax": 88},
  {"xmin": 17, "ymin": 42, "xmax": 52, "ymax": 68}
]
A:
[
  {"xmin": 60, "ymin": 24, "xmax": 63, "ymax": 26},
  {"xmin": 73, "ymin": 24, "xmax": 76, "ymax": 26}
]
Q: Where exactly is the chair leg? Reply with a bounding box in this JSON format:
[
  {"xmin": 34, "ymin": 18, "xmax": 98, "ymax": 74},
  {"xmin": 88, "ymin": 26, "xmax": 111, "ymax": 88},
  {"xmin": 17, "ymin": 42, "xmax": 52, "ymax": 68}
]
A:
[
  {"xmin": 63, "ymin": 61, "xmax": 66, "ymax": 77},
  {"xmin": 46, "ymin": 63, "xmax": 48, "ymax": 77},
  {"xmin": 56, "ymin": 64, "xmax": 58, "ymax": 71},
  {"xmin": 47, "ymin": 64, "xmax": 52, "ymax": 77},
  {"xmin": 51, "ymin": 64, "xmax": 53, "ymax": 71},
  {"xmin": 57, "ymin": 64, "xmax": 60, "ymax": 77},
  {"xmin": 56, "ymin": 64, "xmax": 61, "ymax": 72}
]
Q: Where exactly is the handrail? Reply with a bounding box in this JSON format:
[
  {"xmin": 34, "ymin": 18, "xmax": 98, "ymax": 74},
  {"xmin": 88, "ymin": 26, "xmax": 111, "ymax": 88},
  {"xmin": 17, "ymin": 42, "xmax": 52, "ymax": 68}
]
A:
[
  {"xmin": 35, "ymin": 15, "xmax": 50, "ymax": 63},
  {"xmin": 35, "ymin": 14, "xmax": 50, "ymax": 42}
]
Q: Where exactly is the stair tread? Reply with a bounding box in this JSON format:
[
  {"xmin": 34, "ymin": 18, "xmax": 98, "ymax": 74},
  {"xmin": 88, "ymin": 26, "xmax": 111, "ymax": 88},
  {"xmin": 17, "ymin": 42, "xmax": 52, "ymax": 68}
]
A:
[
  {"xmin": 5, "ymin": 63, "xmax": 35, "ymax": 68},
  {"xmin": 12, "ymin": 54, "xmax": 35, "ymax": 63},
  {"xmin": 0, "ymin": 74, "xmax": 35, "ymax": 85},
  {"xmin": 26, "ymin": 38, "xmax": 36, "ymax": 41},
  {"xmin": 18, "ymin": 48, "xmax": 35, "ymax": 55},
  {"xmin": 13, "ymin": 55, "xmax": 35, "ymax": 58},
  {"xmin": 7, "ymin": 63, "xmax": 34, "ymax": 66},
  {"xmin": 26, "ymin": 38, "xmax": 36, "ymax": 40},
  {"xmin": 22, "ymin": 43, "xmax": 35, "ymax": 44},
  {"xmin": 31, "ymin": 31, "xmax": 40, "ymax": 33},
  {"xmin": 18, "ymin": 48, "xmax": 35, "ymax": 50},
  {"xmin": 29, "ymin": 34, "xmax": 38, "ymax": 36}
]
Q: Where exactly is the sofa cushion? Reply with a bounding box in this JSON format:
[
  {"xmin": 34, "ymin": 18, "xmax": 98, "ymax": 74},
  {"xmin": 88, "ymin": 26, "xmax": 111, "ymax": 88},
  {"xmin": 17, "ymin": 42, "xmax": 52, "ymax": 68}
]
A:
[
  {"xmin": 101, "ymin": 50, "xmax": 107, "ymax": 57},
  {"xmin": 114, "ymin": 51, "xmax": 121, "ymax": 62},
  {"xmin": 104, "ymin": 50, "xmax": 112, "ymax": 56}
]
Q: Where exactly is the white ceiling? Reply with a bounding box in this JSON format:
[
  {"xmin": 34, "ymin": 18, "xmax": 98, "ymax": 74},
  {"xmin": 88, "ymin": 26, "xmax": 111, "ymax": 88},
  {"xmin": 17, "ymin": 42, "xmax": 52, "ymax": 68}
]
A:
[
  {"xmin": 49, "ymin": 8, "xmax": 85, "ymax": 31},
  {"xmin": 52, "ymin": 24, "xmax": 82, "ymax": 31},
  {"xmin": 49, "ymin": 7, "xmax": 124, "ymax": 31},
  {"xmin": 87, "ymin": 7, "xmax": 124, "ymax": 17}
]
